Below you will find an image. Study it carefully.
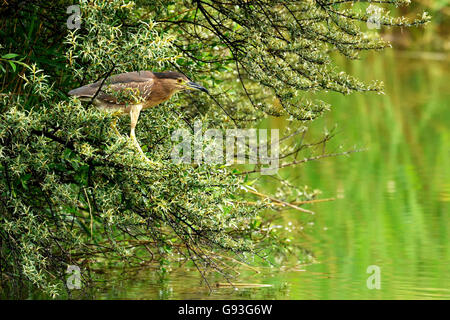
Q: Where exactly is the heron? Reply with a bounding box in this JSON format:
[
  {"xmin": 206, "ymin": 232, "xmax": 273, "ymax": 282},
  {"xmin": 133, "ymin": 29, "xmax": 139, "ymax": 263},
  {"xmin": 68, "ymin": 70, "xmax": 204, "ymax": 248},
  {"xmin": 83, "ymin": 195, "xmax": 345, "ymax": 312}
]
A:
[{"xmin": 68, "ymin": 71, "xmax": 208, "ymax": 159}]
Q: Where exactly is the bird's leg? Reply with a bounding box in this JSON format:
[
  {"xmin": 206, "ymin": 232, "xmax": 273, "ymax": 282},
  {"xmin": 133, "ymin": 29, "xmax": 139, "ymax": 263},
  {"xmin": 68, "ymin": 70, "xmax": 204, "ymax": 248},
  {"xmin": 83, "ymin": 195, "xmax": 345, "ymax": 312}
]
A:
[{"xmin": 129, "ymin": 104, "xmax": 149, "ymax": 160}]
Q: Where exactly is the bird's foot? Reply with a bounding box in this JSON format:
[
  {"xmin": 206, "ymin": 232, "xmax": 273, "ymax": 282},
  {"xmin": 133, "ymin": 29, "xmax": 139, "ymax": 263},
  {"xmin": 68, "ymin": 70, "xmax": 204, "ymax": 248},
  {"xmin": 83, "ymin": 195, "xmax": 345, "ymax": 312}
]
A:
[{"xmin": 130, "ymin": 135, "xmax": 159, "ymax": 167}]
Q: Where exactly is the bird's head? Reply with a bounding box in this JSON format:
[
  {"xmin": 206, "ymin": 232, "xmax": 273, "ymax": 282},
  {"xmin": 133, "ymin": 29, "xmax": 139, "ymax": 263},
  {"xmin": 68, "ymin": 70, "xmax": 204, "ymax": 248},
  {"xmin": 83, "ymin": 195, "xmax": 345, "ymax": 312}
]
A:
[{"xmin": 154, "ymin": 71, "xmax": 209, "ymax": 94}]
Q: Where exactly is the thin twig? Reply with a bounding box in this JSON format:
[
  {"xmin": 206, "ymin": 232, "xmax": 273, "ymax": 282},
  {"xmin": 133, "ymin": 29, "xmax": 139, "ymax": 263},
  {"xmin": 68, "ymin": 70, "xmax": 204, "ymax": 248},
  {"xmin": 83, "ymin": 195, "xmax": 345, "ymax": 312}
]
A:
[{"xmin": 244, "ymin": 188, "xmax": 314, "ymax": 214}]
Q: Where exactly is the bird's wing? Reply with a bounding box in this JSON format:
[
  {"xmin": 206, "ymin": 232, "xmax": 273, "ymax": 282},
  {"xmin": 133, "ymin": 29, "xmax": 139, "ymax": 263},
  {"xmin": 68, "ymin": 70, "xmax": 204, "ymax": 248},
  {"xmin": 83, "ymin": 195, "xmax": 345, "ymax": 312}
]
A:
[{"xmin": 68, "ymin": 71, "xmax": 155, "ymax": 105}]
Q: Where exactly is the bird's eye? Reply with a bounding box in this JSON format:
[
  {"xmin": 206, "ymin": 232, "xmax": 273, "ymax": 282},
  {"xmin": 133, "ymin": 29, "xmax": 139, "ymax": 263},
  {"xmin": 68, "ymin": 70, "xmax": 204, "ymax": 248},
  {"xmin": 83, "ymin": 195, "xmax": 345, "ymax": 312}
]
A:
[{"xmin": 177, "ymin": 79, "xmax": 183, "ymax": 83}]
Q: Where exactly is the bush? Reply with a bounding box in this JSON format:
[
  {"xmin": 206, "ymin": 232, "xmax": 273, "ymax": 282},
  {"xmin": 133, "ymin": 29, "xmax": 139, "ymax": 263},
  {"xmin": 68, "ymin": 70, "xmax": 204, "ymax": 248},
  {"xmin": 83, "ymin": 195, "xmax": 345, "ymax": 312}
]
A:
[{"xmin": 0, "ymin": 0, "xmax": 428, "ymax": 298}]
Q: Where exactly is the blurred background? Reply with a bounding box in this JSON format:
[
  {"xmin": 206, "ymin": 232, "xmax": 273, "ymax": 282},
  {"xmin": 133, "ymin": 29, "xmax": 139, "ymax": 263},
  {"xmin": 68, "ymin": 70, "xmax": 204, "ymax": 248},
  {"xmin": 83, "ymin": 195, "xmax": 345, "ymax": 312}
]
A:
[{"xmin": 23, "ymin": 1, "xmax": 448, "ymax": 300}]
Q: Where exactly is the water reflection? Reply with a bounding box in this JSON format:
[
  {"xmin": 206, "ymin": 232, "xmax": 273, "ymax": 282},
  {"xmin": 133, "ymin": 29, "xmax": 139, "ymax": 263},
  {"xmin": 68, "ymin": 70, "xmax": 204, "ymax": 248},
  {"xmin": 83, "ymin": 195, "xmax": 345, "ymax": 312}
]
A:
[{"xmin": 93, "ymin": 52, "xmax": 449, "ymax": 300}]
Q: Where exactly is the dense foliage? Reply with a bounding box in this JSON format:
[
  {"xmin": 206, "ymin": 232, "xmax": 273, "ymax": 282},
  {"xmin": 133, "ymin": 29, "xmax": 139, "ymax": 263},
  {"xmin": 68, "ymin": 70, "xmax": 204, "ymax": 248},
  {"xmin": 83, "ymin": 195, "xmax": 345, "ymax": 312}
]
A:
[{"xmin": 0, "ymin": 0, "xmax": 428, "ymax": 297}]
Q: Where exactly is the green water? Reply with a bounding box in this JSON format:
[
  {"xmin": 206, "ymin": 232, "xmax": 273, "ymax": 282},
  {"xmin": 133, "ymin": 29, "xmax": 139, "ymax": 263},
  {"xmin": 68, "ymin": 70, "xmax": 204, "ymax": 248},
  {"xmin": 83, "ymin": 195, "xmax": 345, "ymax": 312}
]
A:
[{"xmin": 93, "ymin": 51, "xmax": 450, "ymax": 300}]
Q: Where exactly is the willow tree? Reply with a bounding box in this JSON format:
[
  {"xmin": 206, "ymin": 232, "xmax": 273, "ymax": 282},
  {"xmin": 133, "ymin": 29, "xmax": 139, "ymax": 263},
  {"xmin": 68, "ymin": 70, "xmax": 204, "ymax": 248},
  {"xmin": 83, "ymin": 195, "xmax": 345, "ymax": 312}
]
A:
[{"xmin": 0, "ymin": 0, "xmax": 429, "ymax": 297}]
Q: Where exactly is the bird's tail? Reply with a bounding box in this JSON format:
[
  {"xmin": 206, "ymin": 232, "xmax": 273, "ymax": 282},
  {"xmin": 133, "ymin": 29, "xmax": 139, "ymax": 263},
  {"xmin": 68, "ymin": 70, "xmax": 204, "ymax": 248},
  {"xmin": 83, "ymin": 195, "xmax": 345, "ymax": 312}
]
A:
[{"xmin": 68, "ymin": 85, "xmax": 97, "ymax": 99}]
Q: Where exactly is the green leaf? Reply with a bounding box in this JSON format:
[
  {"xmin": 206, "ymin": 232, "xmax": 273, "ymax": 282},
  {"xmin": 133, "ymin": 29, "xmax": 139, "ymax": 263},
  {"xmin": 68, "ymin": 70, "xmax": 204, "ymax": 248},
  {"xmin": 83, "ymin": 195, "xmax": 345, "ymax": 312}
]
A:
[
  {"xmin": 8, "ymin": 61, "xmax": 16, "ymax": 72},
  {"xmin": 2, "ymin": 53, "xmax": 19, "ymax": 59}
]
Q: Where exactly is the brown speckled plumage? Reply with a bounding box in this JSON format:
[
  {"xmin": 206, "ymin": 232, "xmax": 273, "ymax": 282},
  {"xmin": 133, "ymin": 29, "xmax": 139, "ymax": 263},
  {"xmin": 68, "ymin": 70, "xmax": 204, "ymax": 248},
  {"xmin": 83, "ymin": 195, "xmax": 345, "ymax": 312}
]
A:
[
  {"xmin": 68, "ymin": 71, "xmax": 208, "ymax": 158},
  {"xmin": 68, "ymin": 71, "xmax": 192, "ymax": 112}
]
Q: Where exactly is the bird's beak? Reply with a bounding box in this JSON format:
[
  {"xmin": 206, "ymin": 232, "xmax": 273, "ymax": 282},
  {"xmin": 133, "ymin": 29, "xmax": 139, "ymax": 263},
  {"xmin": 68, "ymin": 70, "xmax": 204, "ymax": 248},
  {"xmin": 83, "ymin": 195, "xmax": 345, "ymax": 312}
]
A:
[{"xmin": 187, "ymin": 81, "xmax": 209, "ymax": 94}]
